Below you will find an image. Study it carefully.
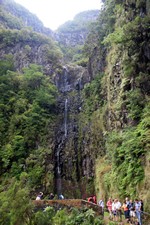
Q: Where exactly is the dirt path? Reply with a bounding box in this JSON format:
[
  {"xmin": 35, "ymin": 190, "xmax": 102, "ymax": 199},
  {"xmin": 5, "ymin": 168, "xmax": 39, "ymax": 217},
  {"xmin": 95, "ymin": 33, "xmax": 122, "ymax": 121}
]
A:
[{"xmin": 103, "ymin": 212, "xmax": 135, "ymax": 225}]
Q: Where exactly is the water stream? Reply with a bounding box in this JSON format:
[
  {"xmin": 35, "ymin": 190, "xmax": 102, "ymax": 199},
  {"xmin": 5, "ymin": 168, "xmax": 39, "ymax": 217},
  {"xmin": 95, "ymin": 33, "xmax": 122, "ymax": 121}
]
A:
[
  {"xmin": 64, "ymin": 99, "xmax": 68, "ymax": 137},
  {"xmin": 55, "ymin": 68, "xmax": 69, "ymax": 196}
]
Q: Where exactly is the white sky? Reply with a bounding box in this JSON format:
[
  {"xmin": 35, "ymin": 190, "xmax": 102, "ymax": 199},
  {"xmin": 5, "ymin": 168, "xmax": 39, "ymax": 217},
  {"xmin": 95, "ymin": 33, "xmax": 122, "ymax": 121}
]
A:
[{"xmin": 15, "ymin": 0, "xmax": 102, "ymax": 31}]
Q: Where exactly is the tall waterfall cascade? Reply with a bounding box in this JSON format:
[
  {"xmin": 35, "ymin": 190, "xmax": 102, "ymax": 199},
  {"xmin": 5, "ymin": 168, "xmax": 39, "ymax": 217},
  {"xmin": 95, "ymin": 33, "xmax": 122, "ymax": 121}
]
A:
[
  {"xmin": 54, "ymin": 67, "xmax": 69, "ymax": 197},
  {"xmin": 54, "ymin": 65, "xmax": 86, "ymax": 197}
]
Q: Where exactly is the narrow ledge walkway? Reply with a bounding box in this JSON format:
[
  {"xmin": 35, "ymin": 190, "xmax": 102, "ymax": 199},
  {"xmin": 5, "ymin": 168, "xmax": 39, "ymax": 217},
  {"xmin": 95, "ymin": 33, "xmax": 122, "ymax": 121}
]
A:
[{"xmin": 33, "ymin": 199, "xmax": 103, "ymax": 215}]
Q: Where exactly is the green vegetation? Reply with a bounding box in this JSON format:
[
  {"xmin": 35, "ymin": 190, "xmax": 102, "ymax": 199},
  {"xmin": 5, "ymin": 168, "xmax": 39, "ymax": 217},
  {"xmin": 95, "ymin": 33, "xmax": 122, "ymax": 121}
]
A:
[
  {"xmin": 0, "ymin": 0, "xmax": 52, "ymax": 35},
  {"xmin": 95, "ymin": 101, "xmax": 150, "ymax": 202},
  {"xmin": 57, "ymin": 10, "xmax": 99, "ymax": 33},
  {"xmin": 0, "ymin": 28, "xmax": 45, "ymax": 45},
  {"xmin": 104, "ymin": 110, "xmax": 149, "ymax": 198},
  {"xmin": 82, "ymin": 73, "xmax": 104, "ymax": 118},
  {"xmin": 57, "ymin": 20, "xmax": 87, "ymax": 33},
  {"xmin": 0, "ymin": 0, "xmax": 150, "ymax": 223},
  {"xmin": 0, "ymin": 62, "xmax": 57, "ymax": 189},
  {"xmin": 56, "ymin": 10, "xmax": 99, "ymax": 63},
  {"xmin": 0, "ymin": 7, "xmax": 23, "ymax": 29},
  {"xmin": 80, "ymin": 0, "xmax": 150, "ymax": 210},
  {"xmin": 58, "ymin": 43, "xmax": 85, "ymax": 65},
  {"xmin": 0, "ymin": 177, "xmax": 104, "ymax": 225},
  {"xmin": 0, "ymin": 174, "xmax": 33, "ymax": 225}
]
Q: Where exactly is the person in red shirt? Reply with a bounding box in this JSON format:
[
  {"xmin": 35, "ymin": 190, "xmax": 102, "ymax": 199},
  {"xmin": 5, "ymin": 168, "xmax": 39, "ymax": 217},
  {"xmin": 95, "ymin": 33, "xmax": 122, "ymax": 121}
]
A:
[
  {"xmin": 87, "ymin": 195, "xmax": 97, "ymax": 204},
  {"xmin": 88, "ymin": 196, "xmax": 94, "ymax": 203},
  {"xmin": 93, "ymin": 195, "xmax": 97, "ymax": 204},
  {"xmin": 107, "ymin": 198, "xmax": 113, "ymax": 219}
]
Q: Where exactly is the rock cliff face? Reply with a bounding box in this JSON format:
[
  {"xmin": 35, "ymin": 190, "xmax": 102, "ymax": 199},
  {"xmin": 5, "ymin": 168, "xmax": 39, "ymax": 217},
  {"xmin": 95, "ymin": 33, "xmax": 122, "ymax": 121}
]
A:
[
  {"xmin": 105, "ymin": 1, "xmax": 150, "ymax": 131},
  {"xmin": 0, "ymin": 0, "xmax": 150, "ymax": 208},
  {"xmin": 53, "ymin": 65, "xmax": 96, "ymax": 197},
  {"xmin": 0, "ymin": 1, "xmax": 98, "ymax": 198},
  {"xmin": 51, "ymin": 0, "xmax": 150, "ymax": 203},
  {"xmin": 0, "ymin": 0, "xmax": 62, "ymax": 75},
  {"xmin": 0, "ymin": 29, "xmax": 62, "ymax": 75},
  {"xmin": 54, "ymin": 10, "xmax": 100, "ymax": 63},
  {"xmin": 85, "ymin": 0, "xmax": 150, "ymax": 207},
  {"xmin": 55, "ymin": 10, "xmax": 100, "ymax": 48}
]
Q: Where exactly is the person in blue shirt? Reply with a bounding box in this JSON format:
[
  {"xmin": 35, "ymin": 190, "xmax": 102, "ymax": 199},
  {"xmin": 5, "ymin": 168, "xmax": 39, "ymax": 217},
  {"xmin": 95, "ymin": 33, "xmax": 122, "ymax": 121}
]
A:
[
  {"xmin": 134, "ymin": 199, "xmax": 142, "ymax": 225},
  {"xmin": 98, "ymin": 199, "xmax": 104, "ymax": 215}
]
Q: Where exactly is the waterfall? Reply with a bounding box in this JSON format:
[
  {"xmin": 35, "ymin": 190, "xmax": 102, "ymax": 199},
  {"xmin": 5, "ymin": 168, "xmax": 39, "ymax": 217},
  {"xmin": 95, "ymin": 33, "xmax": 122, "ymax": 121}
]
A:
[
  {"xmin": 64, "ymin": 99, "xmax": 68, "ymax": 137},
  {"xmin": 55, "ymin": 143, "xmax": 62, "ymax": 196},
  {"xmin": 63, "ymin": 66, "xmax": 71, "ymax": 92},
  {"xmin": 53, "ymin": 63, "xmax": 87, "ymax": 198},
  {"xmin": 55, "ymin": 98, "xmax": 68, "ymax": 196},
  {"xmin": 56, "ymin": 146, "xmax": 62, "ymax": 196},
  {"xmin": 64, "ymin": 68, "xmax": 68, "ymax": 91},
  {"xmin": 55, "ymin": 68, "xmax": 69, "ymax": 196},
  {"xmin": 56, "ymin": 149, "xmax": 61, "ymax": 175}
]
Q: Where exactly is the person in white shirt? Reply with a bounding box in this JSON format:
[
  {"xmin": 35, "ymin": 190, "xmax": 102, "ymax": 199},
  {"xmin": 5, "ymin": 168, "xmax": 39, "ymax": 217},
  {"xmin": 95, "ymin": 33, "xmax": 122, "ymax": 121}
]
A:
[
  {"xmin": 36, "ymin": 192, "xmax": 43, "ymax": 200},
  {"xmin": 98, "ymin": 199, "xmax": 104, "ymax": 215},
  {"xmin": 112, "ymin": 199, "xmax": 117, "ymax": 221},
  {"xmin": 115, "ymin": 199, "xmax": 122, "ymax": 221}
]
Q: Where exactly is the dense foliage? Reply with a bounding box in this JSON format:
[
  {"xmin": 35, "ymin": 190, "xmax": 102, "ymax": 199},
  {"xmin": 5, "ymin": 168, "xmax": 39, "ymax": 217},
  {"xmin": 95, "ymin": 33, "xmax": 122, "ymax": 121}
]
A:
[
  {"xmin": 0, "ymin": 174, "xmax": 33, "ymax": 225},
  {"xmin": 0, "ymin": 7, "xmax": 23, "ymax": 29},
  {"xmin": 57, "ymin": 10, "xmax": 99, "ymax": 33},
  {"xmin": 0, "ymin": 28, "xmax": 63, "ymax": 63},
  {"xmin": 0, "ymin": 173, "xmax": 104, "ymax": 225},
  {"xmin": 82, "ymin": 73, "xmax": 104, "ymax": 118},
  {"xmin": 33, "ymin": 207, "xmax": 104, "ymax": 225},
  {"xmin": 0, "ymin": 180, "xmax": 104, "ymax": 225},
  {"xmin": 0, "ymin": 62, "xmax": 57, "ymax": 189},
  {"xmin": 104, "ymin": 104, "xmax": 150, "ymax": 198},
  {"xmin": 56, "ymin": 10, "xmax": 99, "ymax": 64},
  {"xmin": 0, "ymin": 0, "xmax": 150, "ymax": 223},
  {"xmin": 0, "ymin": 0, "xmax": 52, "ymax": 34},
  {"xmin": 80, "ymin": 0, "xmax": 150, "ymax": 208}
]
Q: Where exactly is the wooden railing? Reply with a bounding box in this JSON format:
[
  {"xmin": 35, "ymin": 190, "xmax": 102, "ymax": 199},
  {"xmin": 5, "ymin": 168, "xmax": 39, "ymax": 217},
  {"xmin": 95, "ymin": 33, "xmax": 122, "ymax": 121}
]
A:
[{"xmin": 33, "ymin": 199, "xmax": 103, "ymax": 215}]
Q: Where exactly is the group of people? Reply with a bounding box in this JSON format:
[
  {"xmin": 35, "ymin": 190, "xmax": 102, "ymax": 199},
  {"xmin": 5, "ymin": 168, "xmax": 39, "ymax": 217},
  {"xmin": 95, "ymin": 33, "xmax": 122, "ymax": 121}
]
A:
[
  {"xmin": 105, "ymin": 197, "xmax": 143, "ymax": 225},
  {"xmin": 35, "ymin": 192, "xmax": 64, "ymax": 200},
  {"xmin": 36, "ymin": 193, "xmax": 143, "ymax": 224},
  {"xmin": 87, "ymin": 196, "xmax": 143, "ymax": 225}
]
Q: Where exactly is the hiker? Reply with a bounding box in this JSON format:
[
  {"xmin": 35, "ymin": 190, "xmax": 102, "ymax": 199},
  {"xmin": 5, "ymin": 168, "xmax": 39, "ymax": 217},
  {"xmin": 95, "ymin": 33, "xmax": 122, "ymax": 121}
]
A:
[
  {"xmin": 122, "ymin": 200, "xmax": 130, "ymax": 223},
  {"xmin": 36, "ymin": 192, "xmax": 43, "ymax": 200},
  {"xmin": 98, "ymin": 199, "xmax": 104, "ymax": 214},
  {"xmin": 128, "ymin": 199, "xmax": 136, "ymax": 224},
  {"xmin": 59, "ymin": 194, "xmax": 64, "ymax": 199},
  {"xmin": 125, "ymin": 197, "xmax": 130, "ymax": 205},
  {"xmin": 88, "ymin": 196, "xmax": 94, "ymax": 203},
  {"xmin": 140, "ymin": 199, "xmax": 144, "ymax": 220},
  {"xmin": 140, "ymin": 199, "xmax": 144, "ymax": 212},
  {"xmin": 135, "ymin": 199, "xmax": 142, "ymax": 225},
  {"xmin": 115, "ymin": 199, "xmax": 122, "ymax": 222},
  {"xmin": 49, "ymin": 193, "xmax": 54, "ymax": 200},
  {"xmin": 125, "ymin": 197, "xmax": 130, "ymax": 220},
  {"xmin": 106, "ymin": 198, "xmax": 113, "ymax": 219},
  {"xmin": 93, "ymin": 195, "xmax": 97, "ymax": 204},
  {"xmin": 112, "ymin": 199, "xmax": 117, "ymax": 221}
]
